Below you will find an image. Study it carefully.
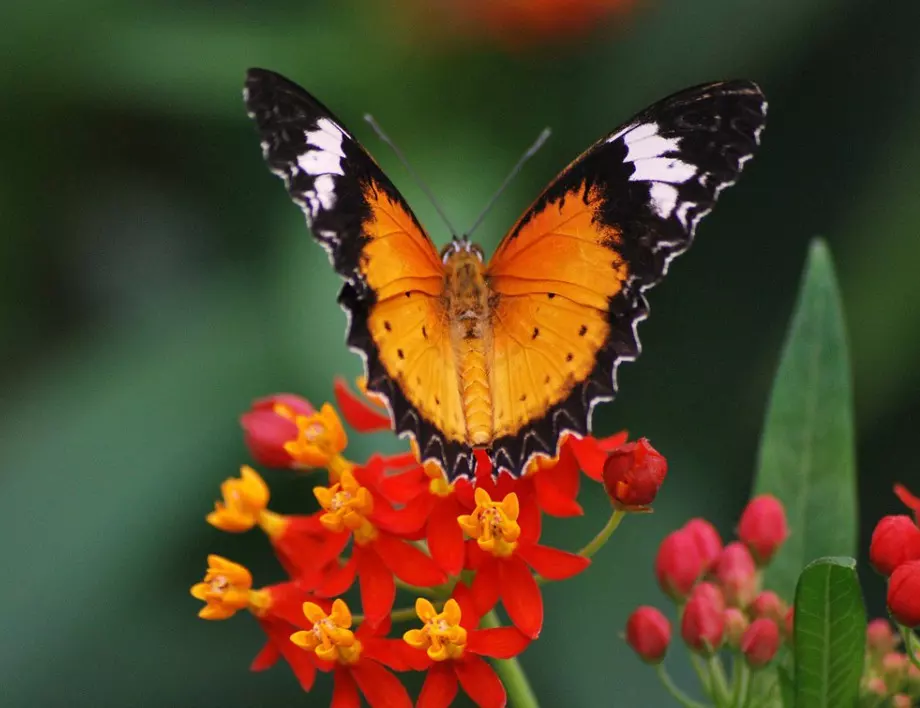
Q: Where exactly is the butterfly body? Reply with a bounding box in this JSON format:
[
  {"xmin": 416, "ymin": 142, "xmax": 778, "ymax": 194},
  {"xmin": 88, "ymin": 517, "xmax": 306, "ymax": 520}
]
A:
[{"xmin": 245, "ymin": 69, "xmax": 767, "ymax": 481}]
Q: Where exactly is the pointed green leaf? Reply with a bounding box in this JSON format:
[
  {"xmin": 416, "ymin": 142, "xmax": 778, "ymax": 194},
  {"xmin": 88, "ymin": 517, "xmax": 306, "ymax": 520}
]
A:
[
  {"xmin": 793, "ymin": 557, "xmax": 866, "ymax": 708},
  {"xmin": 753, "ymin": 239, "xmax": 857, "ymax": 598}
]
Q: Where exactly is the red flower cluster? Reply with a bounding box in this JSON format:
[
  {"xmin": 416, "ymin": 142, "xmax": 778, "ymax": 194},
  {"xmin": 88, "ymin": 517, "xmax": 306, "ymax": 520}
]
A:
[
  {"xmin": 626, "ymin": 495, "xmax": 790, "ymax": 704},
  {"xmin": 191, "ymin": 378, "xmax": 665, "ymax": 707},
  {"xmin": 870, "ymin": 485, "xmax": 920, "ymax": 629}
]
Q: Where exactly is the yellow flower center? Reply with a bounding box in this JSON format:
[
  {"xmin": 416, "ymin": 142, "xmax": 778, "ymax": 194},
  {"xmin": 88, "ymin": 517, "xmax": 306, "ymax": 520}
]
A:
[
  {"xmin": 314, "ymin": 469, "xmax": 378, "ymax": 545},
  {"xmin": 404, "ymin": 599, "xmax": 467, "ymax": 661},
  {"xmin": 291, "ymin": 600, "xmax": 362, "ymax": 664},
  {"xmin": 457, "ymin": 488, "xmax": 520, "ymax": 557},
  {"xmin": 413, "ymin": 439, "xmax": 453, "ymax": 497}
]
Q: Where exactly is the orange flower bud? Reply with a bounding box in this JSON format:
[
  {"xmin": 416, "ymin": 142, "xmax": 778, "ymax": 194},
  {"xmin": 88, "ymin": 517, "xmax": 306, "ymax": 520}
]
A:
[
  {"xmin": 724, "ymin": 608, "xmax": 749, "ymax": 647},
  {"xmin": 601, "ymin": 438, "xmax": 667, "ymax": 511}
]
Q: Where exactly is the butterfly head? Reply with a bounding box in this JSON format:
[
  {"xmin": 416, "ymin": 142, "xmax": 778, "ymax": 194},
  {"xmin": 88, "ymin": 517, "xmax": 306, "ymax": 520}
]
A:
[{"xmin": 440, "ymin": 238, "xmax": 484, "ymax": 264}]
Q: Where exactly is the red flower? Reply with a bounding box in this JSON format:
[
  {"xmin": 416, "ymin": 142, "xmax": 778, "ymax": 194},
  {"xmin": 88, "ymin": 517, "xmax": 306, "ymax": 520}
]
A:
[
  {"xmin": 723, "ymin": 608, "xmax": 749, "ymax": 647},
  {"xmin": 870, "ymin": 515, "xmax": 920, "ymax": 577},
  {"xmin": 602, "ymin": 437, "xmax": 667, "ymax": 511},
  {"xmin": 681, "ymin": 588, "xmax": 725, "ymax": 654},
  {"xmin": 404, "ymin": 584, "xmax": 531, "ymax": 708},
  {"xmin": 737, "ymin": 495, "xmax": 788, "ymax": 565},
  {"xmin": 714, "ymin": 542, "xmax": 758, "ymax": 608},
  {"xmin": 333, "ymin": 377, "xmax": 392, "ymax": 433},
  {"xmin": 311, "ymin": 468, "xmax": 447, "ymax": 626},
  {"xmin": 895, "ymin": 484, "xmax": 920, "ymax": 524},
  {"xmin": 189, "ymin": 556, "xmax": 324, "ymax": 691},
  {"xmin": 462, "ymin": 488, "xmax": 590, "ymax": 638},
  {"xmin": 867, "ymin": 618, "xmax": 899, "ymax": 655},
  {"xmin": 291, "ymin": 599, "xmax": 417, "ymax": 707},
  {"xmin": 750, "ymin": 591, "xmax": 786, "ymax": 624},
  {"xmin": 655, "ymin": 529, "xmax": 704, "ymax": 600},
  {"xmin": 888, "ymin": 560, "xmax": 920, "ymax": 628},
  {"xmin": 683, "ymin": 518, "xmax": 723, "ymax": 573},
  {"xmin": 240, "ymin": 394, "xmax": 314, "ymax": 467},
  {"xmin": 625, "ymin": 606, "xmax": 671, "ymax": 663},
  {"xmin": 740, "ymin": 618, "xmax": 780, "ymax": 668}
]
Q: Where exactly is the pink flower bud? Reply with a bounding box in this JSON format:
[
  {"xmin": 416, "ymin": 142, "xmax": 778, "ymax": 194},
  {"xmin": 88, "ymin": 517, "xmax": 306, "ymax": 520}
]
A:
[
  {"xmin": 750, "ymin": 590, "xmax": 786, "ymax": 623},
  {"xmin": 681, "ymin": 592, "xmax": 725, "ymax": 654},
  {"xmin": 867, "ymin": 618, "xmax": 899, "ymax": 655},
  {"xmin": 738, "ymin": 495, "xmax": 788, "ymax": 565},
  {"xmin": 683, "ymin": 518, "xmax": 723, "ymax": 573},
  {"xmin": 724, "ymin": 607, "xmax": 749, "ymax": 647},
  {"xmin": 714, "ymin": 542, "xmax": 759, "ymax": 607},
  {"xmin": 741, "ymin": 618, "xmax": 780, "ymax": 668},
  {"xmin": 240, "ymin": 394, "xmax": 314, "ymax": 468},
  {"xmin": 625, "ymin": 606, "xmax": 671, "ymax": 663},
  {"xmin": 655, "ymin": 529, "xmax": 704, "ymax": 600}
]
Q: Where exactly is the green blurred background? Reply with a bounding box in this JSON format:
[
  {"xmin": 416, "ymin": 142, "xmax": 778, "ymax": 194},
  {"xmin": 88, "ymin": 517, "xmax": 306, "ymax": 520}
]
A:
[{"xmin": 3, "ymin": 0, "xmax": 919, "ymax": 705}]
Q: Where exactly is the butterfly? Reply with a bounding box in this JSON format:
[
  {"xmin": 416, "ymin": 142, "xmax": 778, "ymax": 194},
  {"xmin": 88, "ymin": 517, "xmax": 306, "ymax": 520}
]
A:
[{"xmin": 244, "ymin": 69, "xmax": 766, "ymax": 482}]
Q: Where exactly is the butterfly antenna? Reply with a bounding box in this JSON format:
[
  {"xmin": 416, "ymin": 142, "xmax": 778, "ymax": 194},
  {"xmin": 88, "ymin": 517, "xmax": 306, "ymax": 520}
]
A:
[
  {"xmin": 465, "ymin": 127, "xmax": 552, "ymax": 238},
  {"xmin": 364, "ymin": 114, "xmax": 459, "ymax": 239}
]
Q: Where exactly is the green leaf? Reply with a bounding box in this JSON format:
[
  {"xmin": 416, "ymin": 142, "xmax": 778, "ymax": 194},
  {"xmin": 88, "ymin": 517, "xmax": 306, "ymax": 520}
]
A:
[
  {"xmin": 793, "ymin": 557, "xmax": 866, "ymax": 708},
  {"xmin": 778, "ymin": 664, "xmax": 795, "ymax": 708},
  {"xmin": 753, "ymin": 239, "xmax": 858, "ymax": 599}
]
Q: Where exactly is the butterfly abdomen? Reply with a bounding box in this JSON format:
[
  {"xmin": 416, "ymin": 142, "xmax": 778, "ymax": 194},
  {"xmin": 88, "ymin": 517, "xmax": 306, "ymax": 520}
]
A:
[{"xmin": 444, "ymin": 249, "xmax": 494, "ymax": 447}]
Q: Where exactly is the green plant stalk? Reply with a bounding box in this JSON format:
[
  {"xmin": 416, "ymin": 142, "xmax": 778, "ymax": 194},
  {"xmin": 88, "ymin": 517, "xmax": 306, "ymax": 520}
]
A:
[
  {"xmin": 707, "ymin": 654, "xmax": 732, "ymax": 707},
  {"xmin": 482, "ymin": 610, "xmax": 540, "ymax": 708},
  {"xmin": 578, "ymin": 509, "xmax": 626, "ymax": 559},
  {"xmin": 656, "ymin": 664, "xmax": 712, "ymax": 708},
  {"xmin": 731, "ymin": 661, "xmax": 751, "ymax": 708},
  {"xmin": 898, "ymin": 625, "xmax": 920, "ymax": 671}
]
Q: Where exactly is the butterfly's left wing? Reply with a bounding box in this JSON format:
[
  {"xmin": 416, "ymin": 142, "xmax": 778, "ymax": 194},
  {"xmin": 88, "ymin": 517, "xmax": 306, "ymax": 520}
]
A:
[
  {"xmin": 486, "ymin": 80, "xmax": 767, "ymax": 475},
  {"xmin": 244, "ymin": 69, "xmax": 473, "ymax": 477}
]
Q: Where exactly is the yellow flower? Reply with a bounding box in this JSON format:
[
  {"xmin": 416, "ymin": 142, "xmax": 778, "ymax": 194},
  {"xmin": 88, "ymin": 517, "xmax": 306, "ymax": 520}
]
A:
[
  {"xmin": 457, "ymin": 488, "xmax": 521, "ymax": 557},
  {"xmin": 313, "ymin": 468, "xmax": 377, "ymax": 545},
  {"xmin": 404, "ymin": 598, "xmax": 467, "ymax": 661},
  {"xmin": 282, "ymin": 403, "xmax": 350, "ymax": 474},
  {"xmin": 291, "ymin": 599, "xmax": 362, "ymax": 664},
  {"xmin": 190, "ymin": 556, "xmax": 271, "ymax": 619},
  {"xmin": 206, "ymin": 466, "xmax": 271, "ymax": 532}
]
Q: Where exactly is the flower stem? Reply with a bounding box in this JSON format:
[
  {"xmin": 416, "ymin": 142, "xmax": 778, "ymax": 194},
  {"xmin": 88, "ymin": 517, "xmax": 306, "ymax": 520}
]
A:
[
  {"xmin": 394, "ymin": 577, "xmax": 442, "ymax": 598},
  {"xmin": 899, "ymin": 624, "xmax": 920, "ymax": 670},
  {"xmin": 706, "ymin": 655, "xmax": 732, "ymax": 707},
  {"xmin": 730, "ymin": 657, "xmax": 751, "ymax": 708},
  {"xmin": 656, "ymin": 664, "xmax": 712, "ymax": 708},
  {"xmin": 578, "ymin": 509, "xmax": 626, "ymax": 559},
  {"xmin": 481, "ymin": 610, "xmax": 540, "ymax": 707}
]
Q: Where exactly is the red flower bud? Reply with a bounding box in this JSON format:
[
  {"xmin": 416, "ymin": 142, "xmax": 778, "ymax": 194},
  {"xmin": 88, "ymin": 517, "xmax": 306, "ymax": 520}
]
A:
[
  {"xmin": 888, "ymin": 560, "xmax": 920, "ymax": 628},
  {"xmin": 867, "ymin": 618, "xmax": 899, "ymax": 655},
  {"xmin": 714, "ymin": 542, "xmax": 759, "ymax": 607},
  {"xmin": 724, "ymin": 607, "xmax": 749, "ymax": 647},
  {"xmin": 625, "ymin": 606, "xmax": 671, "ymax": 663},
  {"xmin": 750, "ymin": 590, "xmax": 786, "ymax": 623},
  {"xmin": 681, "ymin": 591, "xmax": 725, "ymax": 654},
  {"xmin": 655, "ymin": 529, "xmax": 704, "ymax": 600},
  {"xmin": 784, "ymin": 607, "xmax": 794, "ymax": 641},
  {"xmin": 602, "ymin": 438, "xmax": 667, "ymax": 511},
  {"xmin": 891, "ymin": 694, "xmax": 912, "ymax": 708},
  {"xmin": 683, "ymin": 518, "xmax": 723, "ymax": 573},
  {"xmin": 870, "ymin": 515, "xmax": 920, "ymax": 577},
  {"xmin": 240, "ymin": 394, "xmax": 314, "ymax": 468},
  {"xmin": 737, "ymin": 495, "xmax": 788, "ymax": 565},
  {"xmin": 741, "ymin": 618, "xmax": 780, "ymax": 668},
  {"xmin": 689, "ymin": 581, "xmax": 725, "ymax": 611}
]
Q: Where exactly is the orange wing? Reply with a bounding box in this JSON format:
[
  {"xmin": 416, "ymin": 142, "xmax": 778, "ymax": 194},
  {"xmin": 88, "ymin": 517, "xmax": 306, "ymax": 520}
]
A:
[
  {"xmin": 487, "ymin": 183, "xmax": 629, "ymax": 471},
  {"xmin": 245, "ymin": 69, "xmax": 474, "ymax": 477}
]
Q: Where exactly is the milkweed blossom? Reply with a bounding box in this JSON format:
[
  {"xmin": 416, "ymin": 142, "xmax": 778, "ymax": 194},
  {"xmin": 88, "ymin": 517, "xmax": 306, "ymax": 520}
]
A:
[{"xmin": 191, "ymin": 378, "xmax": 662, "ymax": 706}]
